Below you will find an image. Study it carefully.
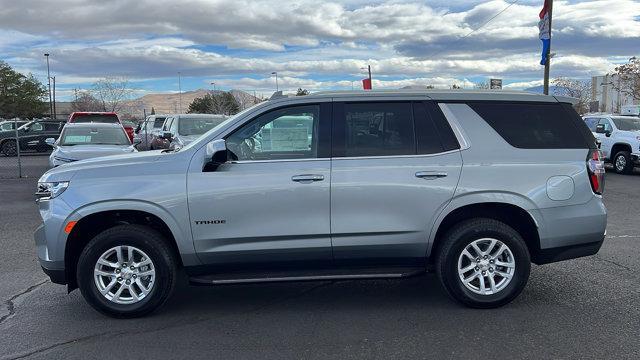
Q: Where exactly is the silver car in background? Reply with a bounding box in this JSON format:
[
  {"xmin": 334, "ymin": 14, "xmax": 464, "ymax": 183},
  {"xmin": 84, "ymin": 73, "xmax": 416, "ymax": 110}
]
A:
[
  {"xmin": 133, "ymin": 114, "xmax": 167, "ymax": 151},
  {"xmin": 47, "ymin": 123, "xmax": 137, "ymax": 167},
  {"xmin": 157, "ymin": 114, "xmax": 228, "ymax": 151}
]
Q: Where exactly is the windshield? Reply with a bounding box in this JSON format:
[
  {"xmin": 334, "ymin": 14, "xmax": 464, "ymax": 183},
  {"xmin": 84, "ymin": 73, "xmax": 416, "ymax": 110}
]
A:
[
  {"xmin": 72, "ymin": 114, "xmax": 119, "ymax": 124},
  {"xmin": 611, "ymin": 116, "xmax": 640, "ymax": 131},
  {"xmin": 60, "ymin": 127, "xmax": 130, "ymax": 146},
  {"xmin": 178, "ymin": 116, "xmax": 227, "ymax": 136}
]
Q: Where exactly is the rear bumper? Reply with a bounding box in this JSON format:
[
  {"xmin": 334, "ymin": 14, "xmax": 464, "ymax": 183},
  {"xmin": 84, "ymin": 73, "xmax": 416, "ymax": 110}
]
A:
[
  {"xmin": 534, "ymin": 237, "xmax": 604, "ymax": 265},
  {"xmin": 531, "ymin": 196, "xmax": 607, "ymax": 264}
]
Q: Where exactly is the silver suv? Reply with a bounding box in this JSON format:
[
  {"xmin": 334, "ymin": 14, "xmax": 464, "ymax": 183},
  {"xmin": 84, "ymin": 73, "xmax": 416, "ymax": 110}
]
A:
[{"xmin": 34, "ymin": 90, "xmax": 607, "ymax": 318}]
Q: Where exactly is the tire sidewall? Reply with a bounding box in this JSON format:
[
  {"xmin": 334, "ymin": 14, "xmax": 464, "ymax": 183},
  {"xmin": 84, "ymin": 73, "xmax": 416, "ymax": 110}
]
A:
[
  {"xmin": 440, "ymin": 221, "xmax": 530, "ymax": 307},
  {"xmin": 2, "ymin": 140, "xmax": 17, "ymax": 156},
  {"xmin": 77, "ymin": 226, "xmax": 175, "ymax": 317}
]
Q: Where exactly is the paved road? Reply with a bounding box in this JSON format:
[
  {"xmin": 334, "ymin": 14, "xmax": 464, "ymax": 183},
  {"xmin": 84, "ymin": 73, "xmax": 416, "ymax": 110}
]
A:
[{"xmin": 0, "ymin": 161, "xmax": 638, "ymax": 359}]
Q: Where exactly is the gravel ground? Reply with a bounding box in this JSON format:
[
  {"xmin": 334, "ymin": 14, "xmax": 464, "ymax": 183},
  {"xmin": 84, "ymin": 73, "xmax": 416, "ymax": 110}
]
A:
[{"xmin": 0, "ymin": 158, "xmax": 638, "ymax": 360}]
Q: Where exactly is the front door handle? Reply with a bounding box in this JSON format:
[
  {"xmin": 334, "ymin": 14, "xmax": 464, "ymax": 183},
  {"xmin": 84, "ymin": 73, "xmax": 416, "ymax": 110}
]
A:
[
  {"xmin": 415, "ymin": 171, "xmax": 447, "ymax": 180},
  {"xmin": 292, "ymin": 174, "xmax": 324, "ymax": 183}
]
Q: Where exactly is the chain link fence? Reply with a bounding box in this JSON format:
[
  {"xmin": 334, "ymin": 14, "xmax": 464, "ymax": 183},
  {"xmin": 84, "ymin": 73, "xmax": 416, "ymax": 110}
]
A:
[{"xmin": 0, "ymin": 119, "xmax": 52, "ymax": 179}]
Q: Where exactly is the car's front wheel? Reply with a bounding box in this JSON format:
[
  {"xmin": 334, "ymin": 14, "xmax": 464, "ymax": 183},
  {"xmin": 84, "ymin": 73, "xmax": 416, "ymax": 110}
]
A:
[
  {"xmin": 77, "ymin": 225, "xmax": 178, "ymax": 318},
  {"xmin": 436, "ymin": 218, "xmax": 530, "ymax": 308}
]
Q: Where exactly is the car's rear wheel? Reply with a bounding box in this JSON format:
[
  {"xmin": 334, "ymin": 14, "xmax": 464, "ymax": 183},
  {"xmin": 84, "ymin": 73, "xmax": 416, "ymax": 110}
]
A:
[
  {"xmin": 1, "ymin": 140, "xmax": 17, "ymax": 156},
  {"xmin": 436, "ymin": 218, "xmax": 530, "ymax": 308},
  {"xmin": 613, "ymin": 151, "xmax": 633, "ymax": 174},
  {"xmin": 77, "ymin": 225, "xmax": 178, "ymax": 318}
]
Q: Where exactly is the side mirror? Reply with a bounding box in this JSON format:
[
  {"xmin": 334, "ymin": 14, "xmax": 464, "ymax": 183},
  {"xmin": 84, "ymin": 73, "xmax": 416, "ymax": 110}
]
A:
[
  {"xmin": 45, "ymin": 138, "xmax": 56, "ymax": 147},
  {"xmin": 595, "ymin": 124, "xmax": 605, "ymax": 134},
  {"xmin": 204, "ymin": 139, "xmax": 228, "ymax": 172},
  {"xmin": 161, "ymin": 131, "xmax": 172, "ymax": 140}
]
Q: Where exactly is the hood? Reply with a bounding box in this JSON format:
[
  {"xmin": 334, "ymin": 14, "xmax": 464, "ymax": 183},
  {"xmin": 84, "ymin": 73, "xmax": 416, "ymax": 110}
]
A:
[
  {"xmin": 54, "ymin": 144, "xmax": 135, "ymax": 161},
  {"xmin": 41, "ymin": 149, "xmax": 166, "ymax": 182}
]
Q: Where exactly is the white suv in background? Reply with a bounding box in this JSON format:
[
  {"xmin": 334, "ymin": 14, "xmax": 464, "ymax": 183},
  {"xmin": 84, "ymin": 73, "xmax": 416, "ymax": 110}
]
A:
[{"xmin": 583, "ymin": 114, "xmax": 640, "ymax": 174}]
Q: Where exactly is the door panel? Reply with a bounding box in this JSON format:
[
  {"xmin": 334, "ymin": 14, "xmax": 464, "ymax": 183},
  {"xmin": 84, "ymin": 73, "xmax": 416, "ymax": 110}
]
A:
[
  {"xmin": 188, "ymin": 160, "xmax": 332, "ymax": 266},
  {"xmin": 331, "ymin": 154, "xmax": 462, "ymax": 264}
]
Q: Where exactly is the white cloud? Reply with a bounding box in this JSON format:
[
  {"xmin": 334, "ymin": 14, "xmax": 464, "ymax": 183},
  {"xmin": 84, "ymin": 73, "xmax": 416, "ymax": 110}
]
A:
[{"xmin": 0, "ymin": 0, "xmax": 637, "ymax": 96}]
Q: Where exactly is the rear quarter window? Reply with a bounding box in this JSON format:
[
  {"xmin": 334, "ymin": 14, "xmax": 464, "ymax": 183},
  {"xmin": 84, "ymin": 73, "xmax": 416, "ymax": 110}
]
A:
[{"xmin": 468, "ymin": 102, "xmax": 592, "ymax": 149}]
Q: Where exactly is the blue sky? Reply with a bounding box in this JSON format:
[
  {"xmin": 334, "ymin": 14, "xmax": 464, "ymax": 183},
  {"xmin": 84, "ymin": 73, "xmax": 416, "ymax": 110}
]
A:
[{"xmin": 0, "ymin": 0, "xmax": 638, "ymax": 100}]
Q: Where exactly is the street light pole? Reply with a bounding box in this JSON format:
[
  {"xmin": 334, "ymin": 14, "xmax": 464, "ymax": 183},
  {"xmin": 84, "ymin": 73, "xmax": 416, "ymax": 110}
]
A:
[
  {"xmin": 178, "ymin": 72, "xmax": 182, "ymax": 113},
  {"xmin": 271, "ymin": 72, "xmax": 278, "ymax": 92},
  {"xmin": 210, "ymin": 81, "xmax": 216, "ymax": 93},
  {"xmin": 52, "ymin": 76, "xmax": 57, "ymax": 120},
  {"xmin": 44, "ymin": 53, "xmax": 53, "ymax": 119}
]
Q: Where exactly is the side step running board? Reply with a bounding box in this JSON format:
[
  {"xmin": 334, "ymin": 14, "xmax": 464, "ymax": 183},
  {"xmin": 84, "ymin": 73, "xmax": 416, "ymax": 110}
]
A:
[{"xmin": 189, "ymin": 269, "xmax": 425, "ymax": 286}]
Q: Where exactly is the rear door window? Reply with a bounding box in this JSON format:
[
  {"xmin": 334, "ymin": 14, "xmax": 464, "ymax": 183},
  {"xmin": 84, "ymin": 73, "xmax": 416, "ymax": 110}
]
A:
[
  {"xmin": 333, "ymin": 102, "xmax": 415, "ymax": 157},
  {"xmin": 468, "ymin": 102, "xmax": 591, "ymax": 149}
]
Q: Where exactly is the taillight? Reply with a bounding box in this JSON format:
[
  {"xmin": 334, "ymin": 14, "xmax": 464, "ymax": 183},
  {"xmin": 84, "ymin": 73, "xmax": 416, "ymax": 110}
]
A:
[{"xmin": 587, "ymin": 149, "xmax": 605, "ymax": 195}]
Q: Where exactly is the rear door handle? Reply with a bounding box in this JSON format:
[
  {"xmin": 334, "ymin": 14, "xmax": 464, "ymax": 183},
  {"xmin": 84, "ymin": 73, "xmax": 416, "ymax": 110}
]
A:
[
  {"xmin": 415, "ymin": 171, "xmax": 447, "ymax": 180},
  {"xmin": 292, "ymin": 174, "xmax": 324, "ymax": 183}
]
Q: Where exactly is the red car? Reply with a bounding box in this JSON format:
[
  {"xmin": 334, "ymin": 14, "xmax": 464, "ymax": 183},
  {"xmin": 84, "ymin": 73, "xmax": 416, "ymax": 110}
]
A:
[{"xmin": 67, "ymin": 112, "xmax": 134, "ymax": 142}]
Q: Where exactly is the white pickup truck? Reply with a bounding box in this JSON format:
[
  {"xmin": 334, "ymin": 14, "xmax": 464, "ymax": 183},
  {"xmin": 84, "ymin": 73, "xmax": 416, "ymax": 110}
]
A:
[{"xmin": 583, "ymin": 114, "xmax": 640, "ymax": 174}]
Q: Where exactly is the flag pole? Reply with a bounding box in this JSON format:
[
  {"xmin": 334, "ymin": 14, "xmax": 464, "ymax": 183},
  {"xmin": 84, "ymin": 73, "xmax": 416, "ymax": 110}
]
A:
[{"xmin": 543, "ymin": 0, "xmax": 553, "ymax": 95}]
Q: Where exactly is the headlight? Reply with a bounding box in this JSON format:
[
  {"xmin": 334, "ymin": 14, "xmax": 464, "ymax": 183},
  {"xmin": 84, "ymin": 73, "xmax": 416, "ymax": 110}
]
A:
[{"xmin": 36, "ymin": 181, "xmax": 69, "ymax": 200}]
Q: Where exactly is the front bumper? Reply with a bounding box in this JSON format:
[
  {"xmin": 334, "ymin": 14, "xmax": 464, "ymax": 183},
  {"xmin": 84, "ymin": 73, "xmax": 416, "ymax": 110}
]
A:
[
  {"xmin": 632, "ymin": 152, "xmax": 640, "ymax": 165},
  {"xmin": 35, "ymin": 223, "xmax": 67, "ymax": 284}
]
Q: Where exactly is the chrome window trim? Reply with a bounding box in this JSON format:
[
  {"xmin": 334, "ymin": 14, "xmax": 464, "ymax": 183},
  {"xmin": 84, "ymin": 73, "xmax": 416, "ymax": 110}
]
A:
[
  {"xmin": 228, "ymin": 157, "xmax": 330, "ymax": 164},
  {"xmin": 437, "ymin": 103, "xmax": 471, "ymax": 150},
  {"xmin": 332, "ymin": 149, "xmax": 460, "ymax": 161},
  {"xmin": 226, "ymin": 149, "xmax": 460, "ymax": 164}
]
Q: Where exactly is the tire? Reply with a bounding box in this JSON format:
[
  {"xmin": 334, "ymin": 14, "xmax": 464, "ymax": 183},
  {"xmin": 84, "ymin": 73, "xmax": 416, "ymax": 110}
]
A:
[
  {"xmin": 436, "ymin": 218, "xmax": 530, "ymax": 308},
  {"xmin": 1, "ymin": 140, "xmax": 17, "ymax": 156},
  {"xmin": 77, "ymin": 225, "xmax": 178, "ymax": 318},
  {"xmin": 613, "ymin": 151, "xmax": 633, "ymax": 174}
]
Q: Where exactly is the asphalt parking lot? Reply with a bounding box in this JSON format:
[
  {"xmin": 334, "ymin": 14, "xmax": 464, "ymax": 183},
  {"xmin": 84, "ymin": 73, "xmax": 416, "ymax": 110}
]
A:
[{"xmin": 0, "ymin": 157, "xmax": 638, "ymax": 359}]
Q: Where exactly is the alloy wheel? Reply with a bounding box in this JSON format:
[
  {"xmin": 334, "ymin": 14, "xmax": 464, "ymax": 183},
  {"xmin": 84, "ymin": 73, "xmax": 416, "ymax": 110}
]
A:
[
  {"xmin": 615, "ymin": 154, "xmax": 626, "ymax": 172},
  {"xmin": 94, "ymin": 245, "xmax": 156, "ymax": 305},
  {"xmin": 457, "ymin": 238, "xmax": 515, "ymax": 295}
]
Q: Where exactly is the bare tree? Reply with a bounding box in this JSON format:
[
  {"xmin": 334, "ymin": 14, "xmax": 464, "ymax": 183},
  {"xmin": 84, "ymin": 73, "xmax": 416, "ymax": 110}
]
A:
[
  {"xmin": 610, "ymin": 56, "xmax": 640, "ymax": 101},
  {"xmin": 92, "ymin": 77, "xmax": 135, "ymax": 112},
  {"xmin": 473, "ymin": 81, "xmax": 490, "ymax": 90},
  {"xmin": 71, "ymin": 90, "xmax": 102, "ymax": 112},
  {"xmin": 552, "ymin": 77, "xmax": 592, "ymax": 114}
]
